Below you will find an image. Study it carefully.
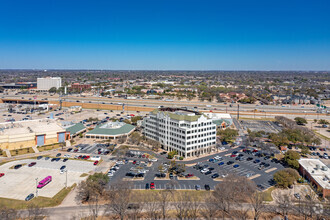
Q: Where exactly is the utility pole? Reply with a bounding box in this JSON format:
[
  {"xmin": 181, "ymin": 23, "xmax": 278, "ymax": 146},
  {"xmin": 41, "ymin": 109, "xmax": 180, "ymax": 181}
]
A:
[
  {"xmin": 35, "ymin": 178, "xmax": 38, "ymax": 197},
  {"xmin": 237, "ymin": 104, "xmax": 240, "ymax": 120}
]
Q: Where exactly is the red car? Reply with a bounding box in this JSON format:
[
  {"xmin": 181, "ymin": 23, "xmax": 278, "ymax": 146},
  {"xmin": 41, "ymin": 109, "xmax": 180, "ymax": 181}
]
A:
[
  {"xmin": 142, "ymin": 154, "xmax": 145, "ymax": 158},
  {"xmin": 253, "ymin": 149, "xmax": 258, "ymax": 153},
  {"xmin": 150, "ymin": 182, "xmax": 155, "ymax": 189},
  {"xmin": 85, "ymin": 156, "xmax": 90, "ymax": 159},
  {"xmin": 0, "ymin": 173, "xmax": 4, "ymax": 178},
  {"xmin": 185, "ymin": 173, "xmax": 194, "ymax": 178},
  {"xmin": 230, "ymin": 154, "xmax": 237, "ymax": 157},
  {"xmin": 94, "ymin": 161, "xmax": 99, "ymax": 165},
  {"xmin": 28, "ymin": 162, "xmax": 36, "ymax": 167},
  {"xmin": 132, "ymin": 160, "xmax": 136, "ymax": 165}
]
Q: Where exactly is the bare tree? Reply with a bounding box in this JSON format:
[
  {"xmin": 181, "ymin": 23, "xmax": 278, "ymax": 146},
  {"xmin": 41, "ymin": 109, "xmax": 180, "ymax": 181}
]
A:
[
  {"xmin": 273, "ymin": 190, "xmax": 292, "ymax": 217},
  {"xmin": 232, "ymin": 205, "xmax": 250, "ymax": 220},
  {"xmin": 174, "ymin": 192, "xmax": 192, "ymax": 220},
  {"xmin": 143, "ymin": 192, "xmax": 161, "ymax": 220},
  {"xmin": 26, "ymin": 204, "xmax": 47, "ymax": 220},
  {"xmin": 106, "ymin": 180, "xmax": 132, "ymax": 220},
  {"xmin": 250, "ymin": 192, "xmax": 266, "ymax": 220},
  {"xmin": 0, "ymin": 206, "xmax": 20, "ymax": 220},
  {"xmin": 200, "ymin": 195, "xmax": 218, "ymax": 220},
  {"xmin": 157, "ymin": 189, "xmax": 173, "ymax": 219}
]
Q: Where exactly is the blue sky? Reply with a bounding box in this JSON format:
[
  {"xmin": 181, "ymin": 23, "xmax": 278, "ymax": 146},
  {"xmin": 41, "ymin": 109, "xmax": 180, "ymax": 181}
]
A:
[{"xmin": 0, "ymin": 0, "xmax": 329, "ymax": 70}]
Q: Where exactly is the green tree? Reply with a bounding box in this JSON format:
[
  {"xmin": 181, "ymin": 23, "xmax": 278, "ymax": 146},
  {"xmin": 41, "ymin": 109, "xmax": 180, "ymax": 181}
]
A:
[
  {"xmin": 273, "ymin": 168, "xmax": 299, "ymax": 188},
  {"xmin": 48, "ymin": 87, "xmax": 57, "ymax": 93},
  {"xmin": 284, "ymin": 150, "xmax": 301, "ymax": 169},
  {"xmin": 131, "ymin": 116, "xmax": 142, "ymax": 124},
  {"xmin": 218, "ymin": 128, "xmax": 238, "ymax": 143},
  {"xmin": 294, "ymin": 117, "xmax": 307, "ymax": 125},
  {"xmin": 318, "ymin": 119, "xmax": 329, "ymax": 125},
  {"xmin": 167, "ymin": 150, "xmax": 177, "ymax": 159}
]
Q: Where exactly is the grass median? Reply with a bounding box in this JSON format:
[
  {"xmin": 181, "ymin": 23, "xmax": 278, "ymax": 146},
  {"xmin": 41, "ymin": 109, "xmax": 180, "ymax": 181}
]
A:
[{"xmin": 0, "ymin": 184, "xmax": 76, "ymax": 209}]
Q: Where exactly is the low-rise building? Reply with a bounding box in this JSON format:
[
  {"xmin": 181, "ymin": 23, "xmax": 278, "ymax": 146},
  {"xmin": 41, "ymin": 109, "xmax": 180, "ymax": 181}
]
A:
[
  {"xmin": 85, "ymin": 121, "xmax": 135, "ymax": 139},
  {"xmin": 0, "ymin": 119, "xmax": 69, "ymax": 150},
  {"xmin": 71, "ymin": 83, "xmax": 91, "ymax": 91},
  {"xmin": 298, "ymin": 159, "xmax": 330, "ymax": 198},
  {"xmin": 143, "ymin": 108, "xmax": 217, "ymax": 158}
]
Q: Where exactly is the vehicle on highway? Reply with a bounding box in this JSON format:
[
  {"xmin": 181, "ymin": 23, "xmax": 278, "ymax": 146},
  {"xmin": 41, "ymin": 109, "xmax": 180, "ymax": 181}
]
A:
[
  {"xmin": 25, "ymin": 193, "xmax": 34, "ymax": 201},
  {"xmin": 56, "ymin": 153, "xmax": 61, "ymax": 157},
  {"xmin": 37, "ymin": 156, "xmax": 43, "ymax": 160},
  {"xmin": 14, "ymin": 164, "xmax": 22, "ymax": 169},
  {"xmin": 37, "ymin": 176, "xmax": 52, "ymax": 188},
  {"xmin": 150, "ymin": 182, "xmax": 155, "ymax": 189},
  {"xmin": 28, "ymin": 162, "xmax": 36, "ymax": 167}
]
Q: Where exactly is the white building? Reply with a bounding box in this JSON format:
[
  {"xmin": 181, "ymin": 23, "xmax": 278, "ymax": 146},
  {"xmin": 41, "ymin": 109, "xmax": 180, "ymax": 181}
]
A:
[
  {"xmin": 37, "ymin": 77, "xmax": 62, "ymax": 91},
  {"xmin": 144, "ymin": 108, "xmax": 217, "ymax": 158}
]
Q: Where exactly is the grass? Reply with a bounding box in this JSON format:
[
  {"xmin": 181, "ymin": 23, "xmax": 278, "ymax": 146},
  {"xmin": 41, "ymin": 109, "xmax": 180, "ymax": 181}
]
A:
[
  {"xmin": 313, "ymin": 130, "xmax": 330, "ymax": 141},
  {"xmin": 262, "ymin": 186, "xmax": 275, "ymax": 202},
  {"xmin": 0, "ymin": 150, "xmax": 7, "ymax": 157},
  {"xmin": 9, "ymin": 147, "xmax": 34, "ymax": 156},
  {"xmin": 0, "ymin": 184, "xmax": 76, "ymax": 209},
  {"xmin": 80, "ymin": 173, "xmax": 89, "ymax": 177},
  {"xmin": 37, "ymin": 144, "xmax": 61, "ymax": 152}
]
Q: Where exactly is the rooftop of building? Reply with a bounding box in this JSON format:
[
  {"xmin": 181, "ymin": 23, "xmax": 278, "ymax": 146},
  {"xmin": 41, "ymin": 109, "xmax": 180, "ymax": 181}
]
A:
[
  {"xmin": 151, "ymin": 107, "xmax": 205, "ymax": 122},
  {"xmin": 66, "ymin": 123, "xmax": 86, "ymax": 135},
  {"xmin": 86, "ymin": 121, "xmax": 135, "ymax": 136},
  {"xmin": 299, "ymin": 159, "xmax": 330, "ymax": 189},
  {"xmin": 0, "ymin": 119, "xmax": 65, "ymax": 136}
]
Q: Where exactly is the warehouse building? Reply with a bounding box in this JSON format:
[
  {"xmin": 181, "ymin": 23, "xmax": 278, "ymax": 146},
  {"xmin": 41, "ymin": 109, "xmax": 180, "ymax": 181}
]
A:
[
  {"xmin": 0, "ymin": 119, "xmax": 69, "ymax": 150},
  {"xmin": 298, "ymin": 159, "xmax": 330, "ymax": 198},
  {"xmin": 37, "ymin": 77, "xmax": 62, "ymax": 91},
  {"xmin": 85, "ymin": 121, "xmax": 135, "ymax": 139},
  {"xmin": 143, "ymin": 107, "xmax": 217, "ymax": 158}
]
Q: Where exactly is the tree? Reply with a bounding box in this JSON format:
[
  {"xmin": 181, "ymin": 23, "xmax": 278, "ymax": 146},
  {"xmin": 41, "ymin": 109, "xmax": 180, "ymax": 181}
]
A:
[
  {"xmin": 218, "ymin": 128, "xmax": 238, "ymax": 143},
  {"xmin": 294, "ymin": 117, "xmax": 307, "ymax": 125},
  {"xmin": 48, "ymin": 87, "xmax": 57, "ymax": 93},
  {"xmin": 273, "ymin": 190, "xmax": 293, "ymax": 217},
  {"xmin": 318, "ymin": 119, "xmax": 329, "ymax": 125},
  {"xmin": 167, "ymin": 150, "xmax": 177, "ymax": 159},
  {"xmin": 131, "ymin": 116, "xmax": 142, "ymax": 124},
  {"xmin": 284, "ymin": 150, "xmax": 301, "ymax": 169},
  {"xmin": 106, "ymin": 180, "xmax": 132, "ymax": 220},
  {"xmin": 273, "ymin": 168, "xmax": 299, "ymax": 188},
  {"xmin": 27, "ymin": 204, "xmax": 47, "ymax": 220},
  {"xmin": 250, "ymin": 192, "xmax": 266, "ymax": 220}
]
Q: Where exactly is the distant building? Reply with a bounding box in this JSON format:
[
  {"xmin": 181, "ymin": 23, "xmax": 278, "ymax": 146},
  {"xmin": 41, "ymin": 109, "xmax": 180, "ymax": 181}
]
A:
[
  {"xmin": 204, "ymin": 113, "xmax": 233, "ymax": 128},
  {"xmin": 143, "ymin": 107, "xmax": 217, "ymax": 158},
  {"xmin": 37, "ymin": 77, "xmax": 62, "ymax": 91},
  {"xmin": 298, "ymin": 159, "xmax": 330, "ymax": 198},
  {"xmin": 71, "ymin": 83, "xmax": 91, "ymax": 91}
]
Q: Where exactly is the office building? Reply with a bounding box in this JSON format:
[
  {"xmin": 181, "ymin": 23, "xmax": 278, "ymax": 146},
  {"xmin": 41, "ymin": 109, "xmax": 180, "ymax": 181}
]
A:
[
  {"xmin": 144, "ymin": 107, "xmax": 217, "ymax": 158},
  {"xmin": 37, "ymin": 77, "xmax": 62, "ymax": 91}
]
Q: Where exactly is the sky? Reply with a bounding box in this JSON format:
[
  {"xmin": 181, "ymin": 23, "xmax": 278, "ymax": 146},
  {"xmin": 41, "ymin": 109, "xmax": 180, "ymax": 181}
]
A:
[{"xmin": 0, "ymin": 0, "xmax": 329, "ymax": 70}]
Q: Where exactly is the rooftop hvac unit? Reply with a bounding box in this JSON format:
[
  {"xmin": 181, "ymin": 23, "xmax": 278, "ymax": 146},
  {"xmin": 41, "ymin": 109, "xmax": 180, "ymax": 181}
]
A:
[{"xmin": 316, "ymin": 164, "xmax": 320, "ymax": 170}]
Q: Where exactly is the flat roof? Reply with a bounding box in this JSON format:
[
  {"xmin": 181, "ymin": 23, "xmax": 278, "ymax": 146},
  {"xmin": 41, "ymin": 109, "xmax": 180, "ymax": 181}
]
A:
[
  {"xmin": 66, "ymin": 123, "xmax": 86, "ymax": 135},
  {"xmin": 151, "ymin": 108, "xmax": 204, "ymax": 122},
  {"xmin": 299, "ymin": 159, "xmax": 330, "ymax": 189},
  {"xmin": 0, "ymin": 119, "xmax": 65, "ymax": 136}
]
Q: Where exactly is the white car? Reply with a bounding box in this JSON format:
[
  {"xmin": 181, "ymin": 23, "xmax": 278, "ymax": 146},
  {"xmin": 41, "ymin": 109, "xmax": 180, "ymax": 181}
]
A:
[
  {"xmin": 60, "ymin": 169, "xmax": 66, "ymax": 174},
  {"xmin": 214, "ymin": 156, "xmax": 222, "ymax": 160},
  {"xmin": 201, "ymin": 169, "xmax": 208, "ymax": 173},
  {"xmin": 107, "ymin": 172, "xmax": 114, "ymax": 177},
  {"xmin": 149, "ymin": 158, "xmax": 157, "ymax": 162},
  {"xmin": 116, "ymin": 161, "xmax": 124, "ymax": 165}
]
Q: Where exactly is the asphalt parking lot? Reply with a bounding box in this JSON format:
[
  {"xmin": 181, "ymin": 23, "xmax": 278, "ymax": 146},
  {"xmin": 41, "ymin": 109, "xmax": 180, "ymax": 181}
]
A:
[
  {"xmin": 240, "ymin": 120, "xmax": 282, "ymax": 133},
  {"xmin": 0, "ymin": 158, "xmax": 96, "ymax": 200},
  {"xmin": 108, "ymin": 146, "xmax": 284, "ymax": 191}
]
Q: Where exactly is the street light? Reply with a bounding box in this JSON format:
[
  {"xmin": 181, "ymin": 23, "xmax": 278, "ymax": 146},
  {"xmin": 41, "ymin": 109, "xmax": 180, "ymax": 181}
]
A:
[{"xmin": 35, "ymin": 178, "xmax": 38, "ymax": 197}]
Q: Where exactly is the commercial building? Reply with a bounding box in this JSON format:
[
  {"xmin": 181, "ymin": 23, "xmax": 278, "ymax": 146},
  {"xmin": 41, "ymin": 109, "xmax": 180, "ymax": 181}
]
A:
[
  {"xmin": 37, "ymin": 77, "xmax": 62, "ymax": 91},
  {"xmin": 71, "ymin": 83, "xmax": 91, "ymax": 91},
  {"xmin": 298, "ymin": 159, "xmax": 330, "ymax": 198},
  {"xmin": 0, "ymin": 119, "xmax": 69, "ymax": 150},
  {"xmin": 65, "ymin": 123, "xmax": 87, "ymax": 139},
  {"xmin": 85, "ymin": 121, "xmax": 135, "ymax": 139},
  {"xmin": 205, "ymin": 112, "xmax": 233, "ymax": 128},
  {"xmin": 143, "ymin": 108, "xmax": 217, "ymax": 158}
]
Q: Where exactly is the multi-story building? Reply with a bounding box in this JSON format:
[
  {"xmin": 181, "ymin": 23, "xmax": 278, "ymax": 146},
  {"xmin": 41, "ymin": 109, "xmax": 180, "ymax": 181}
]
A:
[
  {"xmin": 37, "ymin": 77, "xmax": 62, "ymax": 91},
  {"xmin": 143, "ymin": 108, "xmax": 217, "ymax": 158}
]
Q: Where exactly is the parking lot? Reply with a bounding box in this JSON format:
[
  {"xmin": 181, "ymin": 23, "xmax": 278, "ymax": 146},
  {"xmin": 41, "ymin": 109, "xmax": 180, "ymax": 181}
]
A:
[
  {"xmin": 0, "ymin": 158, "xmax": 96, "ymax": 200},
  {"xmin": 107, "ymin": 147, "xmax": 284, "ymax": 191},
  {"xmin": 240, "ymin": 120, "xmax": 282, "ymax": 133}
]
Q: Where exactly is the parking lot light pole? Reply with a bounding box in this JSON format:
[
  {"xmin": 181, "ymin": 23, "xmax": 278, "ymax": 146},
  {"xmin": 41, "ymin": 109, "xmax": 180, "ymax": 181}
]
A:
[
  {"xmin": 35, "ymin": 178, "xmax": 38, "ymax": 197},
  {"xmin": 65, "ymin": 170, "xmax": 68, "ymax": 188}
]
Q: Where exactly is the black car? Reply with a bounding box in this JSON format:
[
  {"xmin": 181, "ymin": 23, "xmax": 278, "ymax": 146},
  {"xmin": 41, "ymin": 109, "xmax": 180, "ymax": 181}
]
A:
[
  {"xmin": 37, "ymin": 156, "xmax": 43, "ymax": 160},
  {"xmin": 145, "ymin": 183, "xmax": 150, "ymax": 189},
  {"xmin": 25, "ymin": 193, "xmax": 34, "ymax": 201},
  {"xmin": 14, "ymin": 164, "xmax": 22, "ymax": 169},
  {"xmin": 227, "ymin": 161, "xmax": 234, "ymax": 165},
  {"xmin": 63, "ymin": 158, "xmax": 68, "ymax": 162},
  {"xmin": 67, "ymin": 148, "xmax": 73, "ymax": 152},
  {"xmin": 264, "ymin": 156, "xmax": 270, "ymax": 160},
  {"xmin": 211, "ymin": 173, "xmax": 219, "ymax": 178},
  {"xmin": 208, "ymin": 167, "xmax": 215, "ymax": 171},
  {"xmin": 205, "ymin": 171, "xmax": 212, "ymax": 175},
  {"xmin": 205, "ymin": 184, "xmax": 211, "ymax": 191},
  {"xmin": 169, "ymin": 173, "xmax": 174, "ymax": 179},
  {"xmin": 56, "ymin": 153, "xmax": 61, "ymax": 157},
  {"xmin": 247, "ymin": 157, "xmax": 253, "ymax": 161},
  {"xmin": 60, "ymin": 165, "xmax": 66, "ymax": 170},
  {"xmin": 45, "ymin": 157, "xmax": 50, "ymax": 160},
  {"xmin": 55, "ymin": 158, "xmax": 61, "ymax": 161},
  {"xmin": 257, "ymin": 184, "xmax": 265, "ymax": 190},
  {"xmin": 264, "ymin": 163, "xmax": 270, "ymax": 167}
]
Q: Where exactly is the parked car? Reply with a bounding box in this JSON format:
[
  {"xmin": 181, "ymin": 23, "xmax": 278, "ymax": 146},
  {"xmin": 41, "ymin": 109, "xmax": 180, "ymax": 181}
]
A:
[
  {"xmin": 150, "ymin": 182, "xmax": 155, "ymax": 189},
  {"xmin": 60, "ymin": 165, "xmax": 66, "ymax": 170},
  {"xmin": 294, "ymin": 193, "xmax": 301, "ymax": 199},
  {"xmin": 185, "ymin": 173, "xmax": 194, "ymax": 178},
  {"xmin": 56, "ymin": 153, "xmax": 61, "ymax": 157},
  {"xmin": 195, "ymin": 185, "xmax": 201, "ymax": 190},
  {"xmin": 204, "ymin": 184, "xmax": 211, "ymax": 191},
  {"xmin": 25, "ymin": 193, "xmax": 34, "ymax": 201},
  {"xmin": 28, "ymin": 162, "xmax": 36, "ymax": 167},
  {"xmin": 14, "ymin": 164, "xmax": 22, "ymax": 169},
  {"xmin": 211, "ymin": 173, "xmax": 219, "ymax": 178},
  {"xmin": 218, "ymin": 162, "xmax": 225, "ymax": 166},
  {"xmin": 63, "ymin": 158, "xmax": 68, "ymax": 162},
  {"xmin": 0, "ymin": 173, "xmax": 4, "ymax": 178},
  {"xmin": 145, "ymin": 183, "xmax": 150, "ymax": 189},
  {"xmin": 94, "ymin": 161, "xmax": 99, "ymax": 165},
  {"xmin": 37, "ymin": 156, "xmax": 43, "ymax": 160}
]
